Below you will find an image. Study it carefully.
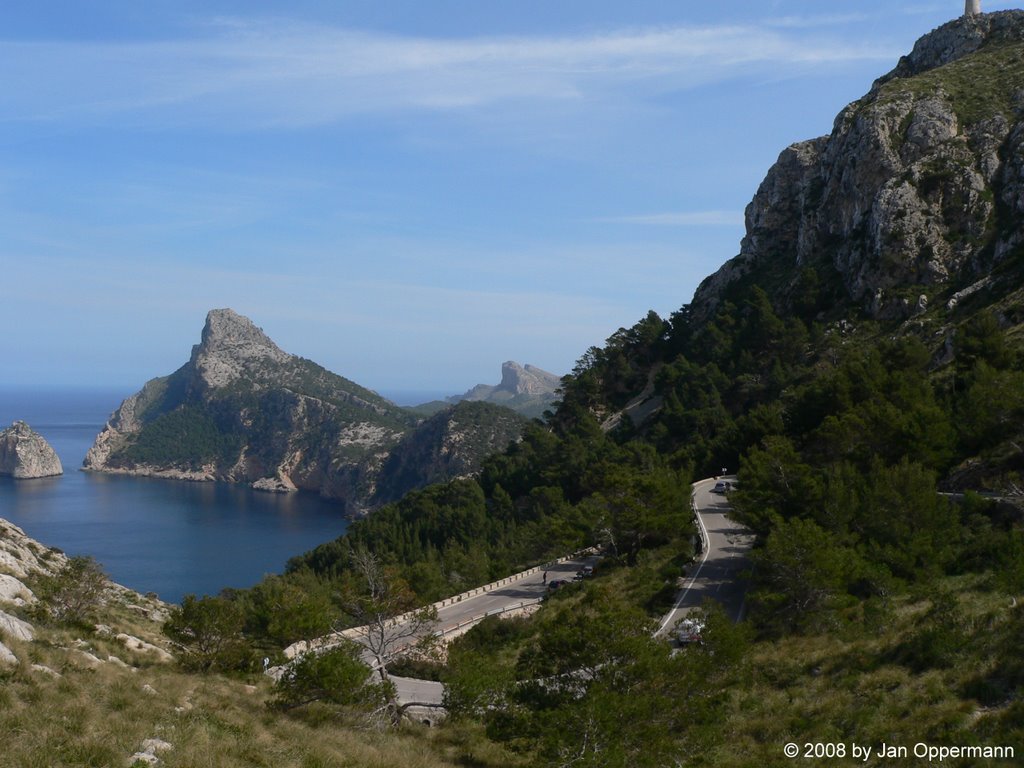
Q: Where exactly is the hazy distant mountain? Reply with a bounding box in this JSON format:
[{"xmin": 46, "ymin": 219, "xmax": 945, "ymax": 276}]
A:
[{"xmin": 410, "ymin": 361, "xmax": 561, "ymax": 419}]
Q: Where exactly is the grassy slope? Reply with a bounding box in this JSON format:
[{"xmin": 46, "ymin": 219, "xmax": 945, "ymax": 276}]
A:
[
  {"xmin": 702, "ymin": 577, "xmax": 1022, "ymax": 767},
  {"xmin": 0, "ymin": 587, "xmax": 514, "ymax": 768}
]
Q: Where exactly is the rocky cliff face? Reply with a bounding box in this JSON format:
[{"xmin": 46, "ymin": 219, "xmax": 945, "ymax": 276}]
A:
[
  {"xmin": 692, "ymin": 11, "xmax": 1024, "ymax": 324},
  {"xmin": 0, "ymin": 422, "xmax": 63, "ymax": 479},
  {"xmin": 449, "ymin": 361, "xmax": 561, "ymax": 418},
  {"xmin": 370, "ymin": 401, "xmax": 528, "ymax": 507}
]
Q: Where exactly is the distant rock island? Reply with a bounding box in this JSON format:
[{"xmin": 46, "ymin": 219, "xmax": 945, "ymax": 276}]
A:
[
  {"xmin": 0, "ymin": 421, "xmax": 63, "ymax": 479},
  {"xmin": 412, "ymin": 361, "xmax": 561, "ymax": 419},
  {"xmin": 84, "ymin": 309, "xmax": 529, "ymax": 514}
]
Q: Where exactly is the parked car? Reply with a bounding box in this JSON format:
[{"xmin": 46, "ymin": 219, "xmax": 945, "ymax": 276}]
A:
[
  {"xmin": 574, "ymin": 566, "xmax": 594, "ymax": 580},
  {"xmin": 674, "ymin": 618, "xmax": 705, "ymax": 645}
]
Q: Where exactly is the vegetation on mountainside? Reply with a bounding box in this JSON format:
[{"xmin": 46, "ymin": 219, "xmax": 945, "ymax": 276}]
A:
[
  {"xmin": 440, "ymin": 562, "xmax": 1022, "ymax": 767},
  {"xmin": 289, "ymin": 427, "xmax": 692, "ymax": 605},
  {"xmin": 118, "ymin": 405, "xmax": 245, "ymax": 468},
  {"xmin": 34, "ymin": 20, "xmax": 1024, "ymax": 767},
  {"xmin": 32, "ymin": 555, "xmax": 110, "ymax": 627},
  {"xmin": 875, "ymin": 41, "xmax": 1024, "ymax": 125},
  {"xmin": 150, "ymin": 268, "xmax": 1024, "ymax": 764},
  {"xmin": 370, "ymin": 401, "xmax": 530, "ymax": 507}
]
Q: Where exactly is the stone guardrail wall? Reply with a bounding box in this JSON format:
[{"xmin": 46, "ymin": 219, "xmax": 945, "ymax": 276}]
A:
[
  {"xmin": 692, "ymin": 485, "xmax": 709, "ymax": 557},
  {"xmin": 284, "ymin": 547, "xmax": 597, "ymax": 658},
  {"xmin": 428, "ymin": 546, "xmax": 596, "ymax": 611},
  {"xmin": 360, "ymin": 545, "xmax": 597, "ymax": 635},
  {"xmin": 435, "ymin": 597, "xmax": 544, "ymax": 638}
]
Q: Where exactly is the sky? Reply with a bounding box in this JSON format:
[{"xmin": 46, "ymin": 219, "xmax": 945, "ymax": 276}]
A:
[{"xmin": 1, "ymin": 1, "xmax": 1019, "ymax": 397}]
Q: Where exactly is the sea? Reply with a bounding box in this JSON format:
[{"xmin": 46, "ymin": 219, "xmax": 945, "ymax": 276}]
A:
[{"xmin": 0, "ymin": 388, "xmax": 447, "ymax": 604}]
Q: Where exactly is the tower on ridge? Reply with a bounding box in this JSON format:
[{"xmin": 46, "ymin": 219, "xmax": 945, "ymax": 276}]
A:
[{"xmin": 965, "ymin": 0, "xmax": 981, "ymax": 15}]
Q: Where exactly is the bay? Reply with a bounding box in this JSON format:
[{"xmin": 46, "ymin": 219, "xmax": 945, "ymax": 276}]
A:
[{"xmin": 0, "ymin": 388, "xmax": 349, "ymax": 604}]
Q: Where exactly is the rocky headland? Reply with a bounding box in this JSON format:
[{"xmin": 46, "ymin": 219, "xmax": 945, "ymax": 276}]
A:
[
  {"xmin": 0, "ymin": 421, "xmax": 63, "ymax": 479},
  {"xmin": 84, "ymin": 309, "xmax": 533, "ymax": 513}
]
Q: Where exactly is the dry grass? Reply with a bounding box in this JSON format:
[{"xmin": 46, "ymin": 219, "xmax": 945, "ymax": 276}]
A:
[
  {"xmin": 695, "ymin": 575, "xmax": 1022, "ymax": 767},
  {"xmin": 0, "ymin": 589, "xmax": 513, "ymax": 768}
]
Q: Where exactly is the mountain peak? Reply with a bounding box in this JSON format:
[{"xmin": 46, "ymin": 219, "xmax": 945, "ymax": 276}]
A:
[
  {"xmin": 692, "ymin": 9, "xmax": 1024, "ymax": 324},
  {"xmin": 198, "ymin": 308, "xmax": 283, "ymax": 356},
  {"xmin": 190, "ymin": 309, "xmax": 290, "ymax": 388},
  {"xmin": 499, "ymin": 361, "xmax": 561, "ymax": 396}
]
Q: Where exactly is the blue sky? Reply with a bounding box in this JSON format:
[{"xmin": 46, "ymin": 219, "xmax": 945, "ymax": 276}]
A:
[{"xmin": 1, "ymin": 1, "xmax": 1016, "ymax": 396}]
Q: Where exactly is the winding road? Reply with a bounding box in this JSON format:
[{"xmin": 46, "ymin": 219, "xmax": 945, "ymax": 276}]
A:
[
  {"xmin": 657, "ymin": 476, "xmax": 754, "ymax": 637},
  {"xmin": 280, "ymin": 477, "xmax": 754, "ymax": 717}
]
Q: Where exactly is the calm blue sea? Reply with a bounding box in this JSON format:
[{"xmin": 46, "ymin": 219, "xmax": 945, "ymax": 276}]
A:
[{"xmin": 0, "ymin": 388, "xmax": 350, "ymax": 604}]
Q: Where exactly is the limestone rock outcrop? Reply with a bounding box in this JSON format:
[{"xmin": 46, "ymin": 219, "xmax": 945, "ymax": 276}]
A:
[
  {"xmin": 691, "ymin": 11, "xmax": 1024, "ymax": 323},
  {"xmin": 0, "ymin": 421, "xmax": 62, "ymax": 479},
  {"xmin": 0, "ymin": 610, "xmax": 35, "ymax": 642},
  {"xmin": 0, "ymin": 573, "xmax": 36, "ymax": 606},
  {"xmin": 448, "ymin": 361, "xmax": 561, "ymax": 418},
  {"xmin": 0, "ymin": 518, "xmax": 67, "ymax": 579}
]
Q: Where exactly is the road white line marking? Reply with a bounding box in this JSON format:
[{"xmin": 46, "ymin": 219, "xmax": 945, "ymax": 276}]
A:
[{"xmin": 656, "ymin": 482, "xmax": 712, "ymax": 636}]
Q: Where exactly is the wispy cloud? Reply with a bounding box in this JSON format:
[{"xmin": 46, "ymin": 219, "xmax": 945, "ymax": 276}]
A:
[
  {"xmin": 763, "ymin": 13, "xmax": 872, "ymax": 29},
  {"xmin": 598, "ymin": 210, "xmax": 744, "ymax": 227},
  {"xmin": 0, "ymin": 19, "xmax": 900, "ymax": 129}
]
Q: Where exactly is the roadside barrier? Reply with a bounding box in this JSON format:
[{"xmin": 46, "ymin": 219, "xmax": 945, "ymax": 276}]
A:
[
  {"xmin": 283, "ymin": 546, "xmax": 598, "ymax": 659},
  {"xmin": 434, "ymin": 597, "xmax": 544, "ymax": 638}
]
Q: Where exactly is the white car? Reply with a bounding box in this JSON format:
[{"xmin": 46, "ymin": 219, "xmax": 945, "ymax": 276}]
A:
[
  {"xmin": 712, "ymin": 480, "xmax": 732, "ymax": 494},
  {"xmin": 675, "ymin": 618, "xmax": 705, "ymax": 645}
]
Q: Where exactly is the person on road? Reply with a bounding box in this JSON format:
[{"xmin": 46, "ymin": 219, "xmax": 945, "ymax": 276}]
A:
[{"xmin": 543, "ymin": 571, "xmax": 548, "ymax": 585}]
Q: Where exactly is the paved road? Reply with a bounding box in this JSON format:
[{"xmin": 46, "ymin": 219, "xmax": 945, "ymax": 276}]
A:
[
  {"xmin": 366, "ymin": 555, "xmax": 599, "ymax": 713},
  {"xmin": 400, "ymin": 479, "xmax": 753, "ymax": 710},
  {"xmin": 657, "ymin": 476, "xmax": 754, "ymax": 637},
  {"xmin": 432, "ymin": 556, "xmax": 596, "ymax": 633}
]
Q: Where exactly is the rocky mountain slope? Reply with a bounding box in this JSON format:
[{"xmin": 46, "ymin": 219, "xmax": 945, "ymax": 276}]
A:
[
  {"xmin": 692, "ymin": 10, "xmax": 1024, "ymax": 328},
  {"xmin": 0, "ymin": 421, "xmax": 62, "ymax": 478},
  {"xmin": 551, "ymin": 11, "xmax": 1024, "ymax": 498},
  {"xmin": 0, "ymin": 515, "xmax": 483, "ymax": 768},
  {"xmin": 84, "ymin": 310, "xmax": 528, "ymax": 513},
  {"xmin": 369, "ymin": 401, "xmax": 527, "ymax": 507}
]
